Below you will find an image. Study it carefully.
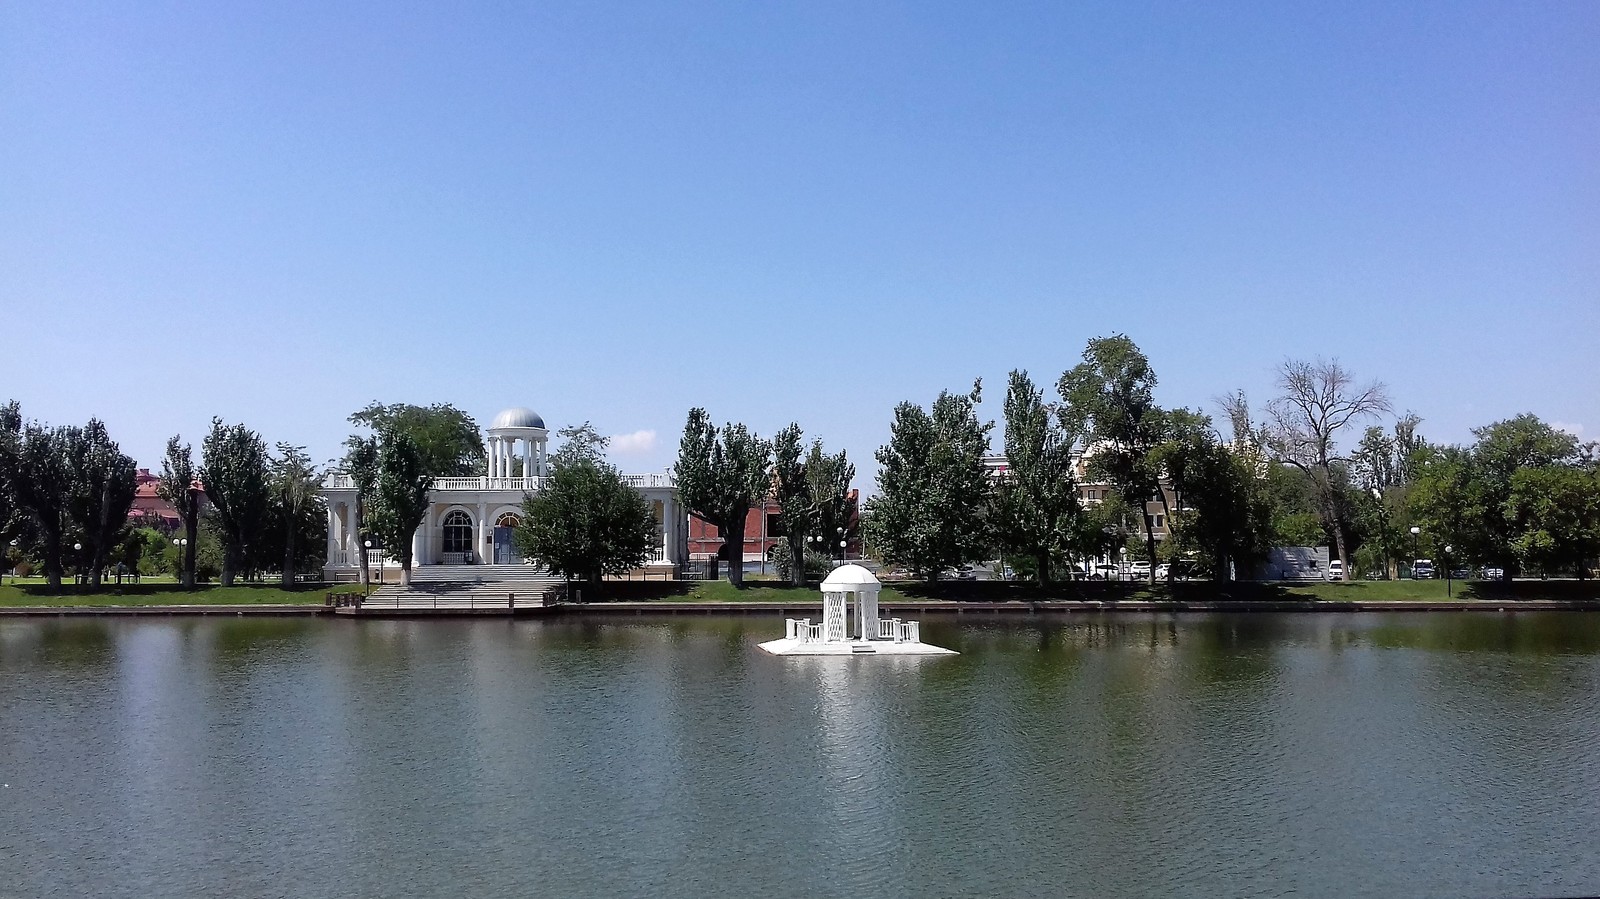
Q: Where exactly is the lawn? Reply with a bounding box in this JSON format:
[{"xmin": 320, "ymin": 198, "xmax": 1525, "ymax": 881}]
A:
[{"xmin": 0, "ymin": 578, "xmax": 363, "ymax": 607}]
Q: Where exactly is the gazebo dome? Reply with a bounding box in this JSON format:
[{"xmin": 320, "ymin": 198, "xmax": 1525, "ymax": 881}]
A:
[
  {"xmin": 821, "ymin": 563, "xmax": 880, "ymax": 590},
  {"xmin": 491, "ymin": 407, "xmax": 545, "ymax": 430}
]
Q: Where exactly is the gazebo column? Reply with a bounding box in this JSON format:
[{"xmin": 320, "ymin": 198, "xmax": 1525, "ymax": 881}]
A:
[{"xmin": 344, "ymin": 501, "xmax": 358, "ymax": 563}]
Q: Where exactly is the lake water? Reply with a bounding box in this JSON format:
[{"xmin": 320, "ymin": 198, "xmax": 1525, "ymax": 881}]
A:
[{"xmin": 3, "ymin": 612, "xmax": 1599, "ymax": 898}]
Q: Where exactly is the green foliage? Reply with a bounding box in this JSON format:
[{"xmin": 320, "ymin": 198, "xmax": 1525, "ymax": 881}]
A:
[
  {"xmin": 768, "ymin": 537, "xmax": 832, "ymax": 583},
  {"xmin": 348, "ymin": 402, "xmax": 484, "ymax": 477},
  {"xmin": 365, "ymin": 429, "xmax": 433, "ymax": 580},
  {"xmin": 0, "ymin": 404, "xmax": 75, "ymax": 587},
  {"xmin": 341, "ymin": 434, "xmax": 379, "ymax": 585},
  {"xmin": 515, "ymin": 456, "xmax": 656, "ymax": 584},
  {"xmin": 991, "ymin": 369, "xmax": 1084, "ymax": 585},
  {"xmin": 865, "ymin": 381, "xmax": 992, "ymax": 579},
  {"xmin": 157, "ymin": 436, "xmax": 202, "ymax": 587},
  {"xmin": 1505, "ymin": 463, "xmax": 1600, "ymax": 577},
  {"xmin": 674, "ymin": 409, "xmax": 772, "ymax": 586},
  {"xmin": 63, "ymin": 419, "xmax": 138, "ymax": 588},
  {"xmin": 771, "ymin": 425, "xmax": 855, "ymax": 586},
  {"xmin": 1058, "ymin": 336, "xmax": 1167, "ymax": 581},
  {"xmin": 200, "ymin": 418, "xmax": 272, "ymax": 586},
  {"xmin": 1409, "ymin": 415, "xmax": 1585, "ymax": 578},
  {"xmin": 270, "ymin": 443, "xmax": 322, "ymax": 586},
  {"xmin": 1159, "ymin": 412, "xmax": 1272, "ymax": 580}
]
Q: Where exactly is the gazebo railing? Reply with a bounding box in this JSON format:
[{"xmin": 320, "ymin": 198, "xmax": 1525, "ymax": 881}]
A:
[
  {"xmin": 785, "ymin": 618, "xmax": 826, "ymax": 642},
  {"xmin": 879, "ymin": 618, "xmax": 919, "ymax": 643}
]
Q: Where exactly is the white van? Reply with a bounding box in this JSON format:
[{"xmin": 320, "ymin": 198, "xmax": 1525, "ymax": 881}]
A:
[{"xmin": 1326, "ymin": 559, "xmax": 1344, "ymax": 581}]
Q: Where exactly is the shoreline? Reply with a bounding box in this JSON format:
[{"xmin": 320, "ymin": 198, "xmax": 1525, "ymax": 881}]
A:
[{"xmin": 4, "ymin": 597, "xmax": 1599, "ymax": 617}]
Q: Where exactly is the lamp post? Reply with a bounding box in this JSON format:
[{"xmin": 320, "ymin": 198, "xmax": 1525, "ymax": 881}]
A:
[
  {"xmin": 1409, "ymin": 526, "xmax": 1421, "ymax": 577},
  {"xmin": 364, "ymin": 539, "xmax": 375, "ymax": 591},
  {"xmin": 1120, "ymin": 546, "xmax": 1128, "ymax": 582},
  {"xmin": 1444, "ymin": 545, "xmax": 1454, "ymax": 598},
  {"xmin": 6, "ymin": 537, "xmax": 17, "ymax": 584},
  {"xmin": 73, "ymin": 542, "xmax": 83, "ymax": 585},
  {"xmin": 172, "ymin": 537, "xmax": 189, "ymax": 588},
  {"xmin": 1370, "ymin": 487, "xmax": 1390, "ymax": 580},
  {"xmin": 836, "ymin": 526, "xmax": 846, "ymax": 565}
]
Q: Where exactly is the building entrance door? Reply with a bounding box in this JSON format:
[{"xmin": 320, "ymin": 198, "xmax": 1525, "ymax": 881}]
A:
[{"xmin": 493, "ymin": 527, "xmax": 515, "ymax": 564}]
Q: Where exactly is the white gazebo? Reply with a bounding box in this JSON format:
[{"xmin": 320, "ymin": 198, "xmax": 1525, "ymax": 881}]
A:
[{"xmin": 758, "ymin": 564, "xmax": 956, "ymax": 655}]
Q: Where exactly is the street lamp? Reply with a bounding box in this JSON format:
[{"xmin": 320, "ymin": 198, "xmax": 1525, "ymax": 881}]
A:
[
  {"xmin": 1409, "ymin": 526, "xmax": 1421, "ymax": 576},
  {"xmin": 364, "ymin": 539, "xmax": 375, "ymax": 590},
  {"xmin": 172, "ymin": 537, "xmax": 189, "ymax": 588},
  {"xmin": 73, "ymin": 542, "xmax": 83, "ymax": 584},
  {"xmin": 1444, "ymin": 545, "xmax": 1454, "ymax": 598},
  {"xmin": 836, "ymin": 526, "xmax": 846, "ymax": 565}
]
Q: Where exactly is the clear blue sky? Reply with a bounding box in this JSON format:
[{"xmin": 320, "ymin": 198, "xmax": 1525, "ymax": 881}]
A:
[{"xmin": 3, "ymin": 1, "xmax": 1596, "ymax": 481}]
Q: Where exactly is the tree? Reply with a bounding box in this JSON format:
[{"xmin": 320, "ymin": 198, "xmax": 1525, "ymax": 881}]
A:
[
  {"xmin": 342, "ymin": 435, "xmax": 379, "ymax": 590},
  {"xmin": 772, "ymin": 425, "xmax": 816, "ymax": 586},
  {"xmin": 365, "ymin": 429, "xmax": 432, "ymax": 587},
  {"xmin": 674, "ymin": 409, "xmax": 771, "ymax": 587},
  {"xmin": 64, "ymin": 420, "xmax": 137, "ymax": 589},
  {"xmin": 1349, "ymin": 414, "xmax": 1428, "ymax": 579},
  {"xmin": 1506, "ymin": 464, "xmax": 1600, "ymax": 578},
  {"xmin": 1059, "ymin": 336, "xmax": 1168, "ymax": 583},
  {"xmin": 515, "ymin": 429, "xmax": 655, "ymax": 588},
  {"xmin": 1158, "ymin": 411, "xmax": 1271, "ymax": 581},
  {"xmin": 771, "ymin": 425, "xmax": 856, "ymax": 586},
  {"xmin": 806, "ymin": 441, "xmax": 855, "ymax": 565},
  {"xmin": 1262, "ymin": 358, "xmax": 1391, "ymax": 580},
  {"xmin": 1, "ymin": 404, "xmax": 75, "ymax": 590},
  {"xmin": 553, "ymin": 422, "xmax": 608, "ymax": 466},
  {"xmin": 200, "ymin": 418, "xmax": 272, "ymax": 586},
  {"xmin": 1471, "ymin": 414, "xmax": 1580, "ymax": 579},
  {"xmin": 157, "ymin": 437, "xmax": 202, "ymax": 588},
  {"xmin": 270, "ymin": 443, "xmax": 322, "ymax": 587},
  {"xmin": 865, "ymin": 382, "xmax": 992, "ymax": 579},
  {"xmin": 348, "ymin": 402, "xmax": 484, "ymax": 476},
  {"xmin": 992, "ymin": 370, "xmax": 1082, "ymax": 586}
]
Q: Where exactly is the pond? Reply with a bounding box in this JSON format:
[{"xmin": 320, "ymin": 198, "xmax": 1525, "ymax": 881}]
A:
[{"xmin": 2, "ymin": 612, "xmax": 1598, "ymax": 898}]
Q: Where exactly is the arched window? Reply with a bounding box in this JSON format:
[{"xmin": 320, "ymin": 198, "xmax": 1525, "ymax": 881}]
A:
[
  {"xmin": 443, "ymin": 510, "xmax": 472, "ymax": 555},
  {"xmin": 495, "ymin": 512, "xmax": 520, "ymax": 529}
]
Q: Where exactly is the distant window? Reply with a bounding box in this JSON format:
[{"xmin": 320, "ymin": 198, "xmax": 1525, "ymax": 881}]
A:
[
  {"xmin": 1155, "ymin": 515, "xmax": 1165, "ymax": 528},
  {"xmin": 444, "ymin": 510, "xmax": 472, "ymax": 554}
]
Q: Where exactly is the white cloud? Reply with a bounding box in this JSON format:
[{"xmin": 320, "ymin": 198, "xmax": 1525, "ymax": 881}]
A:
[
  {"xmin": 1552, "ymin": 421, "xmax": 1585, "ymax": 437},
  {"xmin": 611, "ymin": 429, "xmax": 658, "ymax": 455}
]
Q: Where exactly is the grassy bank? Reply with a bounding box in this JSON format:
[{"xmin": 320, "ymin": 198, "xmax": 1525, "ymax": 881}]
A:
[{"xmin": 0, "ymin": 579, "xmax": 363, "ymax": 607}]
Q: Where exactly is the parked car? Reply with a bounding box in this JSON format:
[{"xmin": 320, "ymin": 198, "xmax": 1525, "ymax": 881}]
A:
[
  {"xmin": 1091, "ymin": 564, "xmax": 1122, "ymax": 580},
  {"xmin": 1482, "ymin": 567, "xmax": 1505, "ymax": 580},
  {"xmin": 1129, "ymin": 561, "xmax": 1152, "ymax": 577},
  {"xmin": 1154, "ymin": 564, "xmax": 1169, "ymax": 580},
  {"xmin": 1412, "ymin": 559, "xmax": 1436, "ymax": 579},
  {"xmin": 1326, "ymin": 560, "xmax": 1345, "ymax": 581}
]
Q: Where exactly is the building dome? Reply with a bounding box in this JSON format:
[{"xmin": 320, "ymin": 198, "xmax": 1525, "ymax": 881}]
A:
[
  {"xmin": 491, "ymin": 407, "xmax": 545, "ymax": 430},
  {"xmin": 821, "ymin": 563, "xmax": 880, "ymax": 590}
]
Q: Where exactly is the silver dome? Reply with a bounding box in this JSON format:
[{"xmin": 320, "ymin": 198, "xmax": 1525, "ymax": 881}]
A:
[{"xmin": 490, "ymin": 407, "xmax": 545, "ymax": 430}]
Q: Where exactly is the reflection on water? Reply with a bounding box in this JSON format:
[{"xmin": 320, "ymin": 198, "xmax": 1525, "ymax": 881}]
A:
[{"xmin": 2, "ymin": 612, "xmax": 1599, "ymax": 899}]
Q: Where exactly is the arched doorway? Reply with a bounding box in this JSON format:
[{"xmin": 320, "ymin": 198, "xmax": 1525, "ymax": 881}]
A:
[
  {"xmin": 493, "ymin": 512, "xmax": 521, "ymax": 564},
  {"xmin": 443, "ymin": 510, "xmax": 473, "ymax": 563}
]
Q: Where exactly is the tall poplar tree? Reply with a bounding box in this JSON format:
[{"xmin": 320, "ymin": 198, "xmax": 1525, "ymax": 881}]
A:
[
  {"xmin": 200, "ymin": 418, "xmax": 272, "ymax": 586},
  {"xmin": 157, "ymin": 437, "xmax": 201, "ymax": 588},
  {"xmin": 992, "ymin": 370, "xmax": 1082, "ymax": 586},
  {"xmin": 674, "ymin": 409, "xmax": 771, "ymax": 587},
  {"xmin": 866, "ymin": 381, "xmax": 992, "ymax": 580}
]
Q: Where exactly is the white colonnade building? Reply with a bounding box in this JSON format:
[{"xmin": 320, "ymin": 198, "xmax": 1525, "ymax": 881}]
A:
[{"xmin": 320, "ymin": 406, "xmax": 684, "ymax": 580}]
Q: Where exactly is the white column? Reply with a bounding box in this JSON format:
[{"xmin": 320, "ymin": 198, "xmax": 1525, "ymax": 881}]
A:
[
  {"xmin": 522, "ymin": 440, "xmax": 532, "ymax": 481},
  {"xmin": 326, "ymin": 504, "xmax": 339, "ymax": 565},
  {"xmin": 476, "ymin": 502, "xmax": 488, "ymax": 563},
  {"xmin": 344, "ymin": 500, "xmax": 358, "ymax": 561}
]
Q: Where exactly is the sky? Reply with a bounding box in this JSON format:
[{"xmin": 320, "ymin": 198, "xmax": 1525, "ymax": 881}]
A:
[{"xmin": 3, "ymin": 1, "xmax": 1596, "ymax": 485}]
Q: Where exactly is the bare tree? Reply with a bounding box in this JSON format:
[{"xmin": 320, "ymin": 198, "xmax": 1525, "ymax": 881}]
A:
[{"xmin": 1264, "ymin": 358, "xmax": 1391, "ymax": 580}]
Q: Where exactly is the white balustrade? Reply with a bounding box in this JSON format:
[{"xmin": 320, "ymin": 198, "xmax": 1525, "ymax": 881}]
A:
[
  {"xmin": 328, "ymin": 549, "xmax": 349, "ymax": 567},
  {"xmin": 878, "ymin": 618, "xmax": 920, "ymax": 643},
  {"xmin": 326, "ymin": 473, "xmax": 667, "ymax": 493},
  {"xmin": 785, "ymin": 618, "xmax": 825, "ymax": 642},
  {"xmin": 440, "ymin": 552, "xmax": 472, "ymax": 565}
]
